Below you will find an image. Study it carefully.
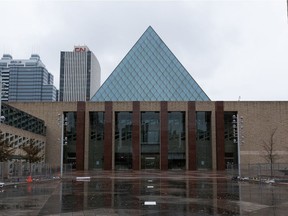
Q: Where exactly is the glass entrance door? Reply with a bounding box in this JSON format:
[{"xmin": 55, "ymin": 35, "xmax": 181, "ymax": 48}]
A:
[
  {"xmin": 141, "ymin": 154, "xmax": 159, "ymax": 169},
  {"xmin": 141, "ymin": 112, "xmax": 160, "ymax": 170},
  {"xmin": 145, "ymin": 156, "xmax": 156, "ymax": 169}
]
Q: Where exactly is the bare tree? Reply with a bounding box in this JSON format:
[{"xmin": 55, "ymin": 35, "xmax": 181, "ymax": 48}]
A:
[
  {"xmin": 0, "ymin": 129, "xmax": 15, "ymax": 162},
  {"xmin": 261, "ymin": 127, "xmax": 279, "ymax": 178},
  {"xmin": 21, "ymin": 139, "xmax": 43, "ymax": 175}
]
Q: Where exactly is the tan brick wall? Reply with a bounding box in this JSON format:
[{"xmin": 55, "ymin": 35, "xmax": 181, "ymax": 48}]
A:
[
  {"xmin": 167, "ymin": 102, "xmax": 187, "ymax": 111},
  {"xmin": 140, "ymin": 101, "xmax": 160, "ymax": 111},
  {"xmin": 196, "ymin": 101, "xmax": 215, "ymax": 111},
  {"xmin": 86, "ymin": 101, "xmax": 105, "ymax": 111},
  {"xmin": 224, "ymin": 101, "xmax": 288, "ymax": 165},
  {"xmin": 112, "ymin": 101, "xmax": 133, "ymax": 111}
]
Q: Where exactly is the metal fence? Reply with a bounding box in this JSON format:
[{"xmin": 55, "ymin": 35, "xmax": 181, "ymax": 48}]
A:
[
  {"xmin": 226, "ymin": 163, "xmax": 288, "ymax": 179},
  {"xmin": 0, "ymin": 161, "xmax": 73, "ymax": 182},
  {"xmin": 2, "ymin": 161, "xmax": 288, "ymax": 182}
]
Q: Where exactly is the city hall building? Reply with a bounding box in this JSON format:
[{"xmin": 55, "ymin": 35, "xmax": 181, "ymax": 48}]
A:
[{"xmin": 2, "ymin": 27, "xmax": 288, "ymax": 172}]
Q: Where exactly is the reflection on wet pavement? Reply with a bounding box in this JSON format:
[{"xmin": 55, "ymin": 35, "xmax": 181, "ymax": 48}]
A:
[{"xmin": 1, "ymin": 171, "xmax": 288, "ymax": 215}]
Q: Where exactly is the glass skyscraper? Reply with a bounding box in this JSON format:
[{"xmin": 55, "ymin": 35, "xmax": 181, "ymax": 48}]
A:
[{"xmin": 0, "ymin": 54, "xmax": 57, "ymax": 102}]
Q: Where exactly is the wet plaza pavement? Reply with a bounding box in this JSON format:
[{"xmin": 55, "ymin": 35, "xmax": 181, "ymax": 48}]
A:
[{"xmin": 1, "ymin": 171, "xmax": 288, "ymax": 215}]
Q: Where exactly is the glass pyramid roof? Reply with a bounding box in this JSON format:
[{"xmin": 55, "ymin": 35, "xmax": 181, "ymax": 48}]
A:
[{"xmin": 91, "ymin": 26, "xmax": 210, "ymax": 101}]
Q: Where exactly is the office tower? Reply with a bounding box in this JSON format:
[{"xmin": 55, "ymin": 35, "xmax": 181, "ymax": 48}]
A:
[
  {"xmin": 0, "ymin": 54, "xmax": 57, "ymax": 102},
  {"xmin": 59, "ymin": 46, "xmax": 101, "ymax": 101}
]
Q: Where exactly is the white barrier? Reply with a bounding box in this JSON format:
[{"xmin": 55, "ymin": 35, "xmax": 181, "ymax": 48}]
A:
[{"xmin": 76, "ymin": 176, "xmax": 91, "ymax": 181}]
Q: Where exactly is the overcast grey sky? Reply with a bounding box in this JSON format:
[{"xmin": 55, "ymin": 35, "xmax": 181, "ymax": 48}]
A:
[{"xmin": 1, "ymin": 0, "xmax": 288, "ymax": 101}]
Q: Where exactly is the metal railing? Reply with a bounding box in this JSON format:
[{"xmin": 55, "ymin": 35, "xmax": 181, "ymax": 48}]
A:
[
  {"xmin": 227, "ymin": 163, "xmax": 288, "ymax": 180},
  {"xmin": 0, "ymin": 162, "xmax": 73, "ymax": 182}
]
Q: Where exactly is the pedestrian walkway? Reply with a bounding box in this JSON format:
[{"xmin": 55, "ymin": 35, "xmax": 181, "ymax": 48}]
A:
[{"xmin": 1, "ymin": 170, "xmax": 288, "ymax": 215}]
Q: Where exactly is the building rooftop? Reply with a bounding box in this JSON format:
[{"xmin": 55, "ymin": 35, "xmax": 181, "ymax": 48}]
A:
[
  {"xmin": 0, "ymin": 54, "xmax": 46, "ymax": 68},
  {"xmin": 92, "ymin": 26, "xmax": 210, "ymax": 101}
]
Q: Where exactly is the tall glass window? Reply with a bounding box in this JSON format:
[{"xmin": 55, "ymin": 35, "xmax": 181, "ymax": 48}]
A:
[
  {"xmin": 89, "ymin": 112, "xmax": 104, "ymax": 169},
  {"xmin": 115, "ymin": 112, "xmax": 132, "ymax": 170},
  {"xmin": 196, "ymin": 112, "xmax": 212, "ymax": 169},
  {"xmin": 1, "ymin": 103, "xmax": 46, "ymax": 135},
  {"xmin": 141, "ymin": 112, "xmax": 160, "ymax": 169},
  {"xmin": 63, "ymin": 112, "xmax": 77, "ymax": 169},
  {"xmin": 168, "ymin": 112, "xmax": 186, "ymax": 169},
  {"xmin": 224, "ymin": 112, "xmax": 238, "ymax": 168}
]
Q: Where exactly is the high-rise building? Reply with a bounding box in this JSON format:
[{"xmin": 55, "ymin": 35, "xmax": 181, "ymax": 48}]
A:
[
  {"xmin": 59, "ymin": 46, "xmax": 101, "ymax": 101},
  {"xmin": 0, "ymin": 54, "xmax": 57, "ymax": 102}
]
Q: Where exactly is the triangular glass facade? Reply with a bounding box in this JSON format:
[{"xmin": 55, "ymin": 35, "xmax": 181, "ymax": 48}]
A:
[{"xmin": 91, "ymin": 26, "xmax": 210, "ymax": 101}]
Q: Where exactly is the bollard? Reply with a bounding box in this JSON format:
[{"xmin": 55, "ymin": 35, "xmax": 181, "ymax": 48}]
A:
[{"xmin": 26, "ymin": 175, "xmax": 33, "ymax": 183}]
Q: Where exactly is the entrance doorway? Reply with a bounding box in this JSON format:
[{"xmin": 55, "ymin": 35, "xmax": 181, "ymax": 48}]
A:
[{"xmin": 141, "ymin": 155, "xmax": 159, "ymax": 169}]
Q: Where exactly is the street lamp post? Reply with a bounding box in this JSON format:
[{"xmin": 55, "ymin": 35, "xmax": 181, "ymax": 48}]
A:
[
  {"xmin": 58, "ymin": 113, "xmax": 68, "ymax": 178},
  {"xmin": 0, "ymin": 75, "xmax": 3, "ymax": 123},
  {"xmin": 0, "ymin": 75, "xmax": 8, "ymax": 123},
  {"xmin": 232, "ymin": 114, "xmax": 244, "ymax": 177},
  {"xmin": 0, "ymin": 75, "xmax": 2, "ymax": 121}
]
